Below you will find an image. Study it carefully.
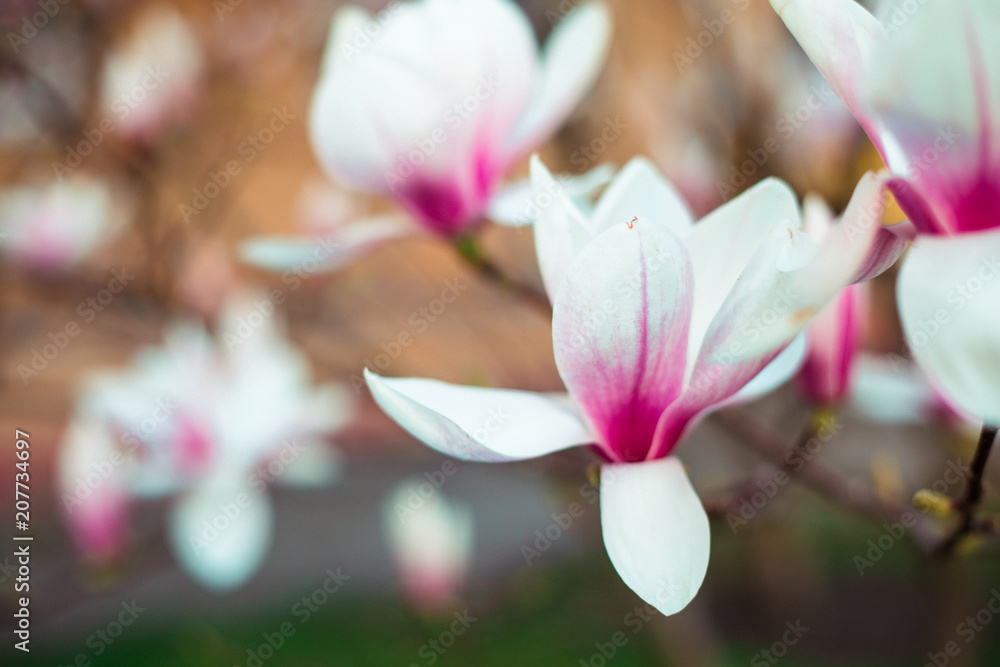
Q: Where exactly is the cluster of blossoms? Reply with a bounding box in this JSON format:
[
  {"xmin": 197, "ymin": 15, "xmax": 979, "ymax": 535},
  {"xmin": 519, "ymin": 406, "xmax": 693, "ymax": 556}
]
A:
[
  {"xmin": 55, "ymin": 0, "xmax": 1000, "ymax": 614},
  {"xmin": 61, "ymin": 296, "xmax": 354, "ymax": 590}
]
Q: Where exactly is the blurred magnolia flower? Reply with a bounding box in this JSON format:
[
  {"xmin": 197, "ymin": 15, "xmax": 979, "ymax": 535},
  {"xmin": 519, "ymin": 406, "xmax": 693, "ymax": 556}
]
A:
[
  {"xmin": 796, "ymin": 196, "xmax": 871, "ymax": 405},
  {"xmin": 771, "ymin": 0, "xmax": 1000, "ymax": 423},
  {"xmin": 382, "ymin": 481, "xmax": 473, "ymax": 613},
  {"xmin": 365, "ymin": 156, "xmax": 905, "ymax": 615},
  {"xmin": 60, "ymin": 296, "xmax": 354, "ymax": 590},
  {"xmin": 241, "ymin": 0, "xmax": 611, "ymax": 272},
  {"xmin": 99, "ymin": 5, "xmax": 203, "ymax": 143},
  {"xmin": 0, "ymin": 179, "xmax": 123, "ymax": 272}
]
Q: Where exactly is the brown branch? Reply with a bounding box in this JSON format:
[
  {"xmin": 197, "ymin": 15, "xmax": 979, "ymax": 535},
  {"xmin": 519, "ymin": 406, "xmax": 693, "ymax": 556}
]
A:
[
  {"xmin": 934, "ymin": 424, "xmax": 998, "ymax": 558},
  {"xmin": 454, "ymin": 236, "xmax": 552, "ymax": 316},
  {"xmin": 712, "ymin": 408, "xmax": 940, "ymax": 553}
]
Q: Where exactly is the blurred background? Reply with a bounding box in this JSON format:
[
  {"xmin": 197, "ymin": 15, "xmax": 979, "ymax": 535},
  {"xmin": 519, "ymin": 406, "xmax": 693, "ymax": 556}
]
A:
[{"xmin": 1, "ymin": 0, "xmax": 999, "ymax": 664}]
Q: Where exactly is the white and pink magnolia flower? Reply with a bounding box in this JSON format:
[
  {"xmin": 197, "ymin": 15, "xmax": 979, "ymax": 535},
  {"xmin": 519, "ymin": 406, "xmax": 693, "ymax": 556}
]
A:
[
  {"xmin": 771, "ymin": 0, "xmax": 1000, "ymax": 423},
  {"xmin": 365, "ymin": 157, "xmax": 905, "ymax": 615},
  {"xmin": 241, "ymin": 0, "xmax": 611, "ymax": 272},
  {"xmin": 99, "ymin": 5, "xmax": 203, "ymax": 143},
  {"xmin": 383, "ymin": 482, "xmax": 473, "ymax": 613},
  {"xmin": 59, "ymin": 296, "xmax": 353, "ymax": 590},
  {"xmin": 0, "ymin": 178, "xmax": 124, "ymax": 272},
  {"xmin": 797, "ymin": 196, "xmax": 871, "ymax": 405}
]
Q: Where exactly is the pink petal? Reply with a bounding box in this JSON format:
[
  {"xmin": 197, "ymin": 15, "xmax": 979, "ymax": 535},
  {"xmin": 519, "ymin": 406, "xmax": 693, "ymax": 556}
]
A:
[{"xmin": 552, "ymin": 217, "xmax": 693, "ymax": 462}]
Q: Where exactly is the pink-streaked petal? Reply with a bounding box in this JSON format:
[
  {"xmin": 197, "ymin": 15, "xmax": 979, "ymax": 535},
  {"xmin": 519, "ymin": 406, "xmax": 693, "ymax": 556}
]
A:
[
  {"xmin": 587, "ymin": 157, "xmax": 694, "ymax": 239},
  {"xmin": 897, "ymin": 229, "xmax": 1000, "ymax": 423},
  {"xmin": 683, "ymin": 178, "xmax": 803, "ymax": 374},
  {"xmin": 770, "ymin": 0, "xmax": 885, "ymax": 143},
  {"xmin": 730, "ymin": 333, "xmax": 808, "ymax": 406},
  {"xmin": 850, "ymin": 221, "xmax": 912, "ymax": 284},
  {"xmin": 864, "ymin": 1, "xmax": 1000, "ymax": 234},
  {"xmin": 507, "ymin": 1, "xmax": 612, "ymax": 157},
  {"xmin": 600, "ymin": 457, "xmax": 710, "ymax": 616},
  {"xmin": 239, "ymin": 215, "xmax": 414, "ymax": 273},
  {"xmin": 707, "ymin": 172, "xmax": 889, "ymax": 361},
  {"xmin": 798, "ymin": 282, "xmax": 869, "ymax": 404},
  {"xmin": 168, "ymin": 474, "xmax": 273, "ymax": 591},
  {"xmin": 553, "ymin": 218, "xmax": 693, "ymax": 462},
  {"xmin": 364, "ymin": 369, "xmax": 593, "ymax": 462},
  {"xmin": 310, "ymin": 0, "xmax": 539, "ymax": 230}
]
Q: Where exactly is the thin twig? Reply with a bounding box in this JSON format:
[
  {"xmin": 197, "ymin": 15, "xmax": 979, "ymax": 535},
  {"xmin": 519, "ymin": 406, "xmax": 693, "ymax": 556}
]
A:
[
  {"xmin": 934, "ymin": 424, "xmax": 998, "ymax": 557},
  {"xmin": 713, "ymin": 408, "xmax": 940, "ymax": 552},
  {"xmin": 454, "ymin": 237, "xmax": 552, "ymax": 316}
]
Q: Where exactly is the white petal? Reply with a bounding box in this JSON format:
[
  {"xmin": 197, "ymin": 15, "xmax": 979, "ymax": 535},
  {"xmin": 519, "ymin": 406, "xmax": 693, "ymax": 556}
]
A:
[
  {"xmin": 729, "ymin": 334, "xmax": 808, "ymax": 405},
  {"xmin": 488, "ymin": 162, "xmax": 614, "ymax": 227},
  {"xmin": 239, "ymin": 215, "xmax": 413, "ymax": 273},
  {"xmin": 507, "ymin": 1, "xmax": 612, "ymax": 155},
  {"xmin": 897, "ymin": 230, "xmax": 1000, "ymax": 423},
  {"xmin": 168, "ymin": 476, "xmax": 273, "ymax": 591},
  {"xmin": 587, "ymin": 156, "xmax": 694, "ymax": 239},
  {"xmin": 683, "ymin": 177, "xmax": 802, "ymax": 371},
  {"xmin": 849, "ymin": 353, "xmax": 937, "ymax": 424},
  {"xmin": 707, "ymin": 172, "xmax": 890, "ymax": 360},
  {"xmin": 310, "ymin": 0, "xmax": 538, "ymax": 196},
  {"xmin": 600, "ymin": 457, "xmax": 710, "ymax": 616},
  {"xmin": 364, "ymin": 369, "xmax": 593, "ymax": 462},
  {"xmin": 531, "ymin": 156, "xmax": 598, "ymax": 301},
  {"xmin": 770, "ymin": 0, "xmax": 885, "ymax": 134},
  {"xmin": 273, "ymin": 438, "xmax": 343, "ymax": 488}
]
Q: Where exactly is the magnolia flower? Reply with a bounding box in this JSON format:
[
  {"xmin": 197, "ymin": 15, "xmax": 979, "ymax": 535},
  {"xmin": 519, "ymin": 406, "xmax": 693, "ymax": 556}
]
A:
[
  {"xmin": 0, "ymin": 179, "xmax": 123, "ymax": 272},
  {"xmin": 770, "ymin": 0, "xmax": 1000, "ymax": 422},
  {"xmin": 99, "ymin": 5, "xmax": 203, "ymax": 143},
  {"xmin": 365, "ymin": 157, "xmax": 905, "ymax": 614},
  {"xmin": 383, "ymin": 481, "xmax": 473, "ymax": 613},
  {"xmin": 60, "ymin": 296, "xmax": 353, "ymax": 590},
  {"xmin": 797, "ymin": 196, "xmax": 871, "ymax": 405},
  {"xmin": 241, "ymin": 0, "xmax": 611, "ymax": 272}
]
